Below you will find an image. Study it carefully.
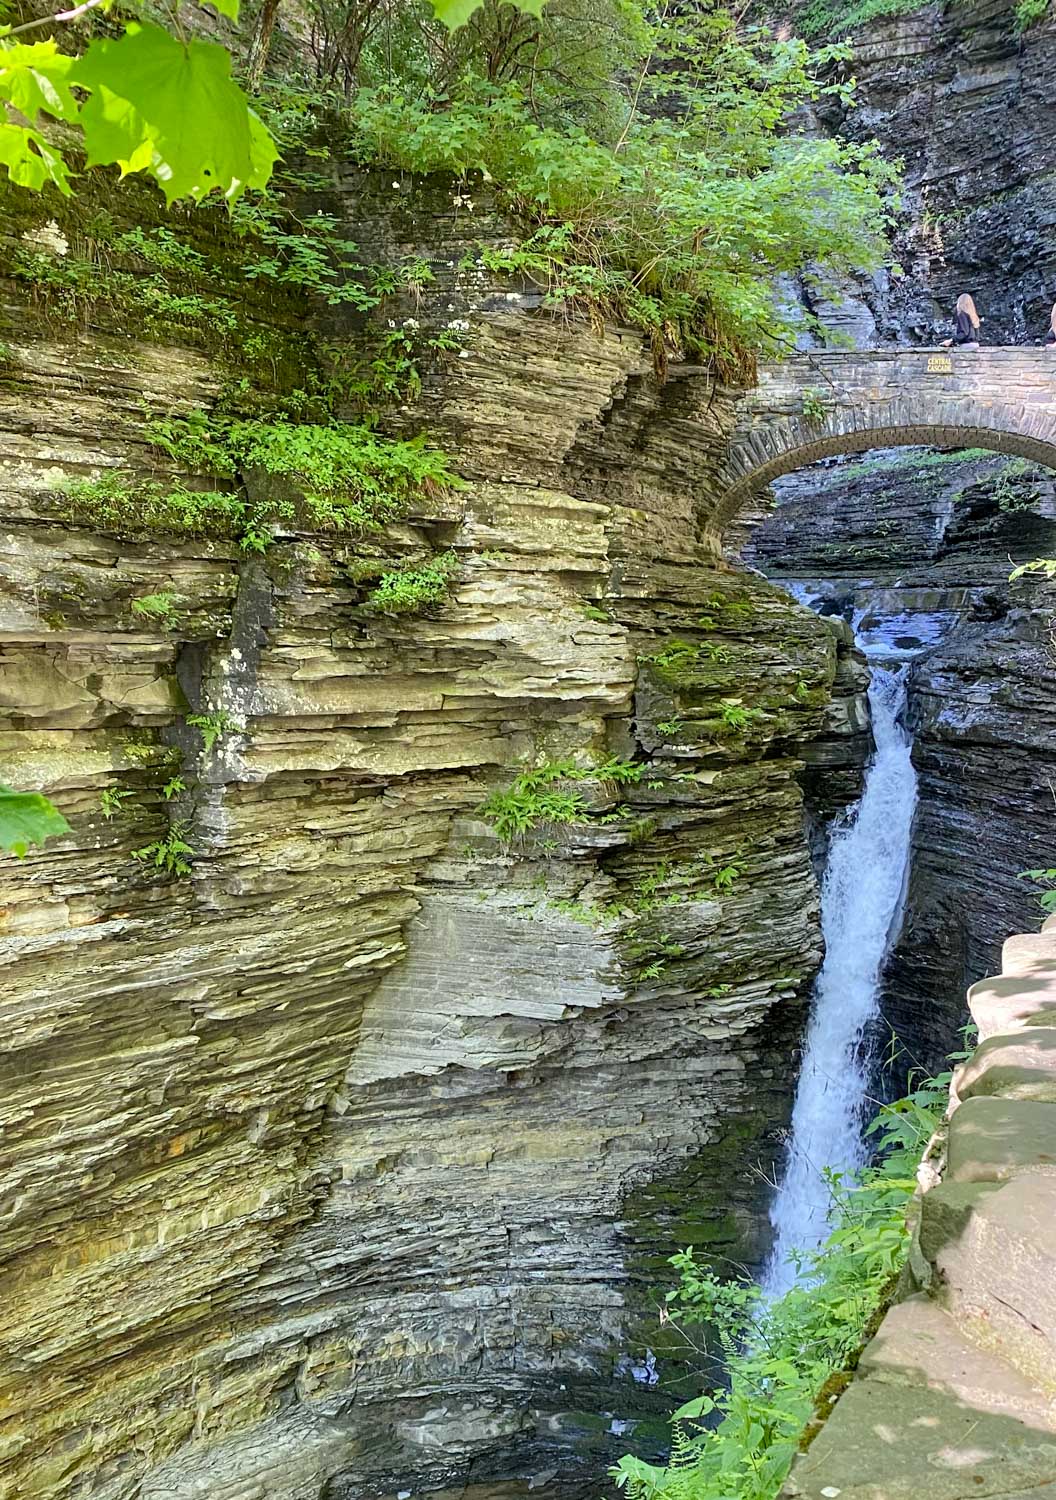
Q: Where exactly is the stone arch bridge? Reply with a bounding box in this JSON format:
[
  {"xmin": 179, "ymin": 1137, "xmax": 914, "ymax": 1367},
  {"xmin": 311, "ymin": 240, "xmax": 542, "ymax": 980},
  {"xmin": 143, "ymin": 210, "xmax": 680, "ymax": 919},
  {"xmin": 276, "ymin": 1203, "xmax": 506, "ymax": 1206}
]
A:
[{"xmin": 705, "ymin": 348, "xmax": 1056, "ymax": 548}]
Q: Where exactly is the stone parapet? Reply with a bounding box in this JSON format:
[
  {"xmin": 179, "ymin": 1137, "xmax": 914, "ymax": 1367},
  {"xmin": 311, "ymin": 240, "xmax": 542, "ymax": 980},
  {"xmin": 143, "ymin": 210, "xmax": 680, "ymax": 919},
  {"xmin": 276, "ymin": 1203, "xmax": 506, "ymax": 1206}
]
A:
[
  {"xmin": 705, "ymin": 350, "xmax": 1056, "ymax": 547},
  {"xmin": 782, "ymin": 915, "xmax": 1056, "ymax": 1500}
]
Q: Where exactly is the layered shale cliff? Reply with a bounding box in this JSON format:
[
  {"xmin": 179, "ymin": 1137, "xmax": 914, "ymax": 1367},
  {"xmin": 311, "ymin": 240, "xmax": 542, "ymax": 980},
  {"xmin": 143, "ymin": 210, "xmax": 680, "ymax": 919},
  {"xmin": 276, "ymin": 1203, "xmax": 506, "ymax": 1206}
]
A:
[
  {"xmin": 749, "ymin": 446, "xmax": 1056, "ymax": 1072},
  {"xmin": 0, "ymin": 177, "xmax": 867, "ymax": 1499}
]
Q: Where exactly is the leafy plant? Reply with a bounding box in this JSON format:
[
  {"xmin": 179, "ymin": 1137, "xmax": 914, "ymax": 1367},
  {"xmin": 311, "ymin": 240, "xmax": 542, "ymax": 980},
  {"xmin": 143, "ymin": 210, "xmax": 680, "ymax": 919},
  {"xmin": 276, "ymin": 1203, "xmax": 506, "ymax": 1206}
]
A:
[
  {"xmin": 1019, "ymin": 867, "xmax": 1056, "ymax": 913},
  {"xmin": 1014, "ymin": 0, "xmax": 1049, "ymax": 29},
  {"xmin": 1009, "ymin": 557, "xmax": 1056, "ymax": 582},
  {"xmin": 188, "ymin": 712, "xmax": 238, "ymax": 752},
  {"xmin": 132, "ymin": 821, "xmax": 195, "ymax": 878},
  {"xmin": 0, "ymin": 21, "xmax": 276, "ymax": 202},
  {"xmin": 366, "ymin": 550, "xmax": 460, "ymax": 613},
  {"xmin": 0, "ymin": 783, "xmax": 70, "ymax": 856},
  {"xmin": 54, "ymin": 473, "xmax": 246, "ymax": 540},
  {"xmin": 99, "ymin": 787, "xmax": 134, "ymax": 820},
  {"xmin": 613, "ymin": 1061, "xmax": 951, "ymax": 1500},
  {"xmin": 991, "ymin": 459, "xmax": 1040, "ymax": 515},
  {"xmin": 131, "ymin": 591, "xmax": 185, "ymax": 627},
  {"xmin": 348, "ymin": 19, "xmax": 895, "ymax": 372},
  {"xmin": 709, "ymin": 854, "xmax": 746, "ymax": 893},
  {"xmin": 801, "ymin": 388, "xmax": 828, "ymax": 423},
  {"xmin": 162, "ymin": 777, "xmax": 186, "ymax": 802},
  {"xmin": 480, "ymin": 757, "xmax": 643, "ymax": 841},
  {"xmin": 718, "ymin": 699, "xmax": 764, "ymax": 734}
]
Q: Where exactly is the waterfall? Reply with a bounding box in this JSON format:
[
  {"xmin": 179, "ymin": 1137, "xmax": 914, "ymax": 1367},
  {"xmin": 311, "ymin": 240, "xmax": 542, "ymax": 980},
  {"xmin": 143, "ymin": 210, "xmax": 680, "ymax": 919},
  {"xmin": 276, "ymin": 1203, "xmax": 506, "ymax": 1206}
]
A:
[{"xmin": 762, "ymin": 662, "xmax": 918, "ymax": 1297}]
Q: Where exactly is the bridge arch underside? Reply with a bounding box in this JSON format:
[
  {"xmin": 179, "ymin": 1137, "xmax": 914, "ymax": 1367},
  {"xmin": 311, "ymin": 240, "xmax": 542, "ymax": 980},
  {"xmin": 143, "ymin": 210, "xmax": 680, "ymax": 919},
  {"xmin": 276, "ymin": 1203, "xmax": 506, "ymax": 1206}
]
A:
[{"xmin": 709, "ymin": 406, "xmax": 1056, "ymax": 547}]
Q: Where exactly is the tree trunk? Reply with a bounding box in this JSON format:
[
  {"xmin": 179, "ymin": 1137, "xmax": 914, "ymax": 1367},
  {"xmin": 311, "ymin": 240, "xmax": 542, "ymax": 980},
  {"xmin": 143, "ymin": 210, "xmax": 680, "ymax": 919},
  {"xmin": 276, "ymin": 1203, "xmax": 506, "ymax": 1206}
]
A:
[{"xmin": 246, "ymin": 0, "xmax": 280, "ymax": 93}]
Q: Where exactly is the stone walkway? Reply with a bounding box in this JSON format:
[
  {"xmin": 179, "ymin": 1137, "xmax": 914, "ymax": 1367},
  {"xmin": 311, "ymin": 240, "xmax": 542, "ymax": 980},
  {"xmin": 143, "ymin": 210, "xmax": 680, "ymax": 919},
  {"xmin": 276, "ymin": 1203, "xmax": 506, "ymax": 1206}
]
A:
[{"xmin": 783, "ymin": 915, "xmax": 1056, "ymax": 1500}]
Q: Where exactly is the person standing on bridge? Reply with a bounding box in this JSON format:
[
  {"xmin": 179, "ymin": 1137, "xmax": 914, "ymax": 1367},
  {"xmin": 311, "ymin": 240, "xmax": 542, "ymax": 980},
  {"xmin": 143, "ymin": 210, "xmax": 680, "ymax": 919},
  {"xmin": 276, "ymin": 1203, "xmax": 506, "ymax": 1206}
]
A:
[{"xmin": 941, "ymin": 293, "xmax": 982, "ymax": 349}]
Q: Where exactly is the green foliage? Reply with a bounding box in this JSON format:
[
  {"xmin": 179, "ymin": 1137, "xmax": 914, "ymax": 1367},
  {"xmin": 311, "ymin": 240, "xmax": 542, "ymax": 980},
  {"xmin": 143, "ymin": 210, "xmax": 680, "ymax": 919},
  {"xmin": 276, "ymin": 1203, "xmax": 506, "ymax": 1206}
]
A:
[
  {"xmin": 367, "ymin": 550, "xmax": 460, "ymax": 614},
  {"xmin": 991, "ymin": 459, "xmax": 1041, "ymax": 515},
  {"xmin": 53, "ymin": 473, "xmax": 246, "ymax": 541},
  {"xmin": 0, "ymin": 782, "xmax": 70, "ymax": 856},
  {"xmin": 796, "ymin": 0, "xmax": 929, "ymax": 38},
  {"xmin": 613, "ymin": 1064, "xmax": 950, "ymax": 1500},
  {"xmin": 649, "ymin": 639, "xmax": 733, "ymax": 686},
  {"xmin": 347, "ymin": 16, "xmax": 896, "ymax": 369},
  {"xmin": 708, "ymin": 853, "xmax": 745, "ymax": 893},
  {"xmin": 0, "ymin": 24, "xmax": 275, "ymax": 202},
  {"xmin": 1014, "ymin": 0, "xmax": 1049, "ymax": 30},
  {"xmin": 1019, "ymin": 868, "xmax": 1056, "ymax": 913},
  {"xmin": 188, "ymin": 712, "xmax": 237, "ymax": 753},
  {"xmin": 580, "ymin": 602, "xmax": 613, "ymax": 623},
  {"xmin": 132, "ymin": 820, "xmax": 195, "ymax": 878},
  {"xmin": 113, "ymin": 227, "xmax": 209, "ymax": 275},
  {"xmin": 62, "ymin": 415, "xmax": 464, "ymax": 548},
  {"xmin": 99, "ymin": 786, "xmax": 134, "ymax": 820},
  {"xmin": 162, "ymin": 776, "xmax": 186, "ymax": 801},
  {"xmin": 144, "ymin": 415, "xmax": 239, "ymax": 478},
  {"xmin": 1009, "ymin": 557, "xmax": 1056, "ymax": 582},
  {"xmin": 801, "ymin": 388, "xmax": 828, "ymax": 423},
  {"xmin": 481, "ymin": 757, "xmax": 643, "ymax": 840},
  {"xmin": 230, "ymin": 420, "xmax": 464, "ymax": 531},
  {"xmin": 131, "ymin": 591, "xmax": 185, "ymax": 627},
  {"xmin": 718, "ymin": 698, "xmax": 764, "ymax": 734}
]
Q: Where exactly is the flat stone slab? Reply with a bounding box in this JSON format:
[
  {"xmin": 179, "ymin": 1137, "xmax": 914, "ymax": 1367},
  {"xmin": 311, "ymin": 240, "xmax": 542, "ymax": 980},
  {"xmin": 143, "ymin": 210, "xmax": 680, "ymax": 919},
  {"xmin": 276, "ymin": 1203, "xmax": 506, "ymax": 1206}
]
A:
[
  {"xmin": 783, "ymin": 1371, "xmax": 1056, "ymax": 1500},
  {"xmin": 1002, "ymin": 933, "xmax": 1056, "ymax": 977},
  {"xmin": 946, "ymin": 1095, "xmax": 1056, "ymax": 1182},
  {"xmin": 929, "ymin": 1174, "xmax": 1056, "ymax": 1388},
  {"xmin": 955, "ymin": 1029, "xmax": 1056, "ymax": 1104},
  {"xmin": 968, "ymin": 974, "xmax": 1056, "ymax": 1040},
  {"xmin": 861, "ymin": 1295, "xmax": 1056, "ymax": 1429}
]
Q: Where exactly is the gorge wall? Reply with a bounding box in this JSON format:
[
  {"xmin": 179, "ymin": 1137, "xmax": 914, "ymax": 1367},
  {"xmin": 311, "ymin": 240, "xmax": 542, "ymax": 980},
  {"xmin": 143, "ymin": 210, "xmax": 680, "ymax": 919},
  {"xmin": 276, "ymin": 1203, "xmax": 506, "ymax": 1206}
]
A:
[
  {"xmin": 0, "ymin": 177, "xmax": 870, "ymax": 1499},
  {"xmin": 748, "ymin": 443, "xmax": 1056, "ymax": 1075},
  {"xmin": 784, "ymin": 0, "xmax": 1056, "ymax": 348}
]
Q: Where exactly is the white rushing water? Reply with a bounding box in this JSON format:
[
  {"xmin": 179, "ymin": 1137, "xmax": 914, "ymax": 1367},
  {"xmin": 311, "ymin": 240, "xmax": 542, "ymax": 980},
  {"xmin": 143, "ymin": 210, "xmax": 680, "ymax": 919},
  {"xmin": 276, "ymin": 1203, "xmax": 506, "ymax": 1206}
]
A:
[{"xmin": 762, "ymin": 661, "xmax": 918, "ymax": 1297}]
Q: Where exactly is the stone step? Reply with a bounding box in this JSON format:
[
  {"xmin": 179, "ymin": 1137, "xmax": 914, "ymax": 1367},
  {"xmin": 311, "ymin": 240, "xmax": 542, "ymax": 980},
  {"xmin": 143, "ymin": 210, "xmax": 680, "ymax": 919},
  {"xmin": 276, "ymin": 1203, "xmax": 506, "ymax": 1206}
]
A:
[
  {"xmin": 783, "ymin": 1295, "xmax": 1056, "ymax": 1500},
  {"xmin": 921, "ymin": 1173, "xmax": 1056, "ymax": 1391},
  {"xmin": 1002, "ymin": 931, "xmax": 1056, "ymax": 976},
  {"xmin": 953, "ymin": 1028, "xmax": 1056, "ymax": 1104},
  {"xmin": 946, "ymin": 1095, "xmax": 1056, "ymax": 1180},
  {"xmin": 967, "ymin": 972, "xmax": 1056, "ymax": 1040}
]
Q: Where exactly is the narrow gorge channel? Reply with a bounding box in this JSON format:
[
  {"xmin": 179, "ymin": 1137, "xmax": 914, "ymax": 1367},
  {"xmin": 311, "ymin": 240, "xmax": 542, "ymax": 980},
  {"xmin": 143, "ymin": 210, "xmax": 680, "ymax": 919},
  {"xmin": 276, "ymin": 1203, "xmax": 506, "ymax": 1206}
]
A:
[{"xmin": 764, "ymin": 649, "xmax": 918, "ymax": 1296}]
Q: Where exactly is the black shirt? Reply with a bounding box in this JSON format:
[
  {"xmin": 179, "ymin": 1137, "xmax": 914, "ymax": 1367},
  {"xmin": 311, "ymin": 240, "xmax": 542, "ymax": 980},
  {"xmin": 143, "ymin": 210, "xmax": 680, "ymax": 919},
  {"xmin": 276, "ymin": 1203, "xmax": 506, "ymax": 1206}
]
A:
[{"xmin": 952, "ymin": 309, "xmax": 978, "ymax": 344}]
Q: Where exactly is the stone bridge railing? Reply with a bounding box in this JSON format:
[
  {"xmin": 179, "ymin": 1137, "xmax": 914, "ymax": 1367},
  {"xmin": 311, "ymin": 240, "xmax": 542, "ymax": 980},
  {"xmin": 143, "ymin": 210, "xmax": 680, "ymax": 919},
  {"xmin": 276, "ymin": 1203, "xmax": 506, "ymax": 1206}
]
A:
[
  {"xmin": 702, "ymin": 349, "xmax": 1056, "ymax": 550},
  {"xmin": 783, "ymin": 916, "xmax": 1056, "ymax": 1500}
]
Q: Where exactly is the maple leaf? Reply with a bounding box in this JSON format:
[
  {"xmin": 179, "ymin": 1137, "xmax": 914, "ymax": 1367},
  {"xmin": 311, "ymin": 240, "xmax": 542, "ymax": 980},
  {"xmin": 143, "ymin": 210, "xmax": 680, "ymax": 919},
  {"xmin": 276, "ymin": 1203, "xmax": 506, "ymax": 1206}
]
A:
[
  {"xmin": 73, "ymin": 23, "xmax": 277, "ymax": 204},
  {"xmin": 0, "ymin": 784, "xmax": 71, "ymax": 858}
]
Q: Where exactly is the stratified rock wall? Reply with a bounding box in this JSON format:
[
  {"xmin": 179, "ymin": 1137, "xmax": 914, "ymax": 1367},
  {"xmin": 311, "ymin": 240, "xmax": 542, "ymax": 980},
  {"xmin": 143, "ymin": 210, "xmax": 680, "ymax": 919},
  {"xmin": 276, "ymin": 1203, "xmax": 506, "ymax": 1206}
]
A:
[
  {"xmin": 802, "ymin": 0, "xmax": 1056, "ymax": 345},
  {"xmin": 0, "ymin": 178, "xmax": 861, "ymax": 1499},
  {"xmin": 748, "ymin": 447, "xmax": 1056, "ymax": 1072}
]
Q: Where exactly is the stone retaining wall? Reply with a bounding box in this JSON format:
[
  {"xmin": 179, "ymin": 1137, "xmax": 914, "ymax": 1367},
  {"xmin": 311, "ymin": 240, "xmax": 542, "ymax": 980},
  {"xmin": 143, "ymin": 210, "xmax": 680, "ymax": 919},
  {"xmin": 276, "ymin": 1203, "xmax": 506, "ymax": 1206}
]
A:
[{"xmin": 783, "ymin": 915, "xmax": 1056, "ymax": 1500}]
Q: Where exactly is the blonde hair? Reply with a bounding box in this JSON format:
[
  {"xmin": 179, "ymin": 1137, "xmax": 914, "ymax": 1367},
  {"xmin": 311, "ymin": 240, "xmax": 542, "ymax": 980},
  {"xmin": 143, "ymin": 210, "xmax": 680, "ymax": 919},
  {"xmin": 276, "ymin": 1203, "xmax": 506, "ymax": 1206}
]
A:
[{"xmin": 956, "ymin": 293, "xmax": 981, "ymax": 329}]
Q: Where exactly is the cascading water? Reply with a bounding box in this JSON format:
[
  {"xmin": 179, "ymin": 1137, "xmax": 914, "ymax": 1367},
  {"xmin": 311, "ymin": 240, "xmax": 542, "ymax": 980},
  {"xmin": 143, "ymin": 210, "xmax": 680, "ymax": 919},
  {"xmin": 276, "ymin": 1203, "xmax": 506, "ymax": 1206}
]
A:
[{"xmin": 762, "ymin": 659, "xmax": 918, "ymax": 1297}]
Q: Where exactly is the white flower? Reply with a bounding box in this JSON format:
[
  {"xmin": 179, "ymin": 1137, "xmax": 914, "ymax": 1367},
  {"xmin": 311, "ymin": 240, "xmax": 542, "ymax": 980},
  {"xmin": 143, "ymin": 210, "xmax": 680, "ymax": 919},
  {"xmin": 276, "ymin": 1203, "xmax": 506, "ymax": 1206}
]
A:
[
  {"xmin": 387, "ymin": 320, "xmax": 396, "ymax": 329},
  {"xmin": 403, "ymin": 317, "xmax": 420, "ymax": 329},
  {"xmin": 447, "ymin": 318, "xmax": 470, "ymax": 331},
  {"xmin": 392, "ymin": 180, "xmax": 401, "ymax": 189}
]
